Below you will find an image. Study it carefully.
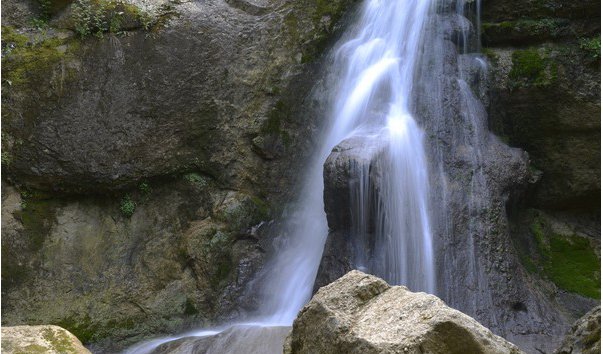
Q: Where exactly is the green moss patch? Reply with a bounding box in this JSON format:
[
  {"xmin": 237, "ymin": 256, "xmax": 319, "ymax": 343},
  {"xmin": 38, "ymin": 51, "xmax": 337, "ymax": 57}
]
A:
[
  {"xmin": 42, "ymin": 327, "xmax": 76, "ymax": 353},
  {"xmin": 509, "ymin": 48, "xmax": 557, "ymax": 88},
  {"xmin": 16, "ymin": 344, "xmax": 48, "ymax": 354},
  {"xmin": 1, "ymin": 26, "xmax": 69, "ymax": 88},
  {"xmin": 522, "ymin": 213, "xmax": 601, "ymax": 299},
  {"xmin": 55, "ymin": 315, "xmax": 96, "ymax": 344},
  {"xmin": 482, "ymin": 18, "xmax": 566, "ymax": 43},
  {"xmin": 579, "ymin": 36, "xmax": 600, "ymax": 60},
  {"xmin": 548, "ymin": 234, "xmax": 600, "ymax": 298}
]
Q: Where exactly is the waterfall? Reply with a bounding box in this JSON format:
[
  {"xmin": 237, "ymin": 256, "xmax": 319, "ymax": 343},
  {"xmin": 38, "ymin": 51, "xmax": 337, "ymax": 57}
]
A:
[
  {"xmin": 125, "ymin": 1, "xmax": 437, "ymax": 352},
  {"xmin": 259, "ymin": 0, "xmax": 435, "ymax": 321}
]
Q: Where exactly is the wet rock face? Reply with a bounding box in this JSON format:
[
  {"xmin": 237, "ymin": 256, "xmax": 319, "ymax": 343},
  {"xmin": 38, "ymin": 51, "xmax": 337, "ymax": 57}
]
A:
[
  {"xmin": 289, "ymin": 271, "xmax": 523, "ymax": 354},
  {"xmin": 555, "ymin": 306, "xmax": 601, "ymax": 354},
  {"xmin": 1, "ymin": 325, "xmax": 91, "ymax": 354},
  {"xmin": 2, "ymin": 0, "xmax": 358, "ymax": 194},
  {"xmin": 317, "ymin": 134, "xmax": 386, "ymax": 289}
]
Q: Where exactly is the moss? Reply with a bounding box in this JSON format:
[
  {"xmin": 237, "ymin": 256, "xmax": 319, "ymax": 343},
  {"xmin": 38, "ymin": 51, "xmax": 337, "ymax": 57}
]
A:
[
  {"xmin": 481, "ymin": 48, "xmax": 499, "ymax": 62},
  {"xmin": 529, "ymin": 218, "xmax": 547, "ymax": 251},
  {"xmin": 482, "ymin": 18, "xmax": 566, "ymax": 41},
  {"xmin": 1, "ymin": 26, "xmax": 74, "ymax": 89},
  {"xmin": 42, "ymin": 327, "xmax": 76, "ymax": 353},
  {"xmin": 524, "ymin": 213, "xmax": 600, "ymax": 299},
  {"xmin": 584, "ymin": 328, "xmax": 600, "ymax": 346},
  {"xmin": 211, "ymin": 258, "xmax": 233, "ymax": 287},
  {"xmin": 250, "ymin": 196, "xmax": 270, "ymax": 220},
  {"xmin": 105, "ymin": 318, "xmax": 136, "ymax": 330},
  {"xmin": 54, "ymin": 315, "xmax": 96, "ymax": 344},
  {"xmin": 292, "ymin": 0, "xmax": 356, "ymax": 63},
  {"xmin": 509, "ymin": 49, "xmax": 556, "ymax": 88},
  {"xmin": 69, "ymin": 0, "xmax": 175, "ymax": 37},
  {"xmin": 579, "ymin": 36, "xmax": 600, "ymax": 60},
  {"xmin": 284, "ymin": 12, "xmax": 299, "ymax": 43},
  {"xmin": 520, "ymin": 254, "xmax": 538, "ymax": 274},
  {"xmin": 312, "ymin": 0, "xmax": 348, "ymax": 25},
  {"xmin": 199, "ymin": 229, "xmax": 234, "ymax": 288},
  {"xmin": 184, "ymin": 172, "xmax": 208, "ymax": 189},
  {"xmin": 183, "ymin": 298, "xmax": 198, "ymax": 315},
  {"xmin": 14, "ymin": 197, "xmax": 57, "ymax": 252},
  {"xmin": 16, "ymin": 344, "xmax": 48, "ymax": 354},
  {"xmin": 510, "ymin": 50, "xmax": 545, "ymax": 81},
  {"xmin": 548, "ymin": 234, "xmax": 600, "ymax": 298}
]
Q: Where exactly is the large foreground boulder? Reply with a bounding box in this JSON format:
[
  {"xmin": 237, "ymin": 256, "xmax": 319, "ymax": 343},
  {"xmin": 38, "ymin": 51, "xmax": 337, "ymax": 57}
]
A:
[
  {"xmin": 1, "ymin": 325, "xmax": 91, "ymax": 354},
  {"xmin": 287, "ymin": 270, "xmax": 523, "ymax": 354}
]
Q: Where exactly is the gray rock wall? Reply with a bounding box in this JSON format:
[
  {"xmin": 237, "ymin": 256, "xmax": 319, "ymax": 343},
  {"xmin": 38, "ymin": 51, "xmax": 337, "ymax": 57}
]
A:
[{"xmin": 1, "ymin": 0, "xmax": 359, "ymax": 350}]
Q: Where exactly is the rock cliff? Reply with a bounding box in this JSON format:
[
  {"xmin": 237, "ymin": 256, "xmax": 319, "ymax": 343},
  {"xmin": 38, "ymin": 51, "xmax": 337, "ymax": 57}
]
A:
[{"xmin": 1, "ymin": 0, "xmax": 358, "ymax": 350}]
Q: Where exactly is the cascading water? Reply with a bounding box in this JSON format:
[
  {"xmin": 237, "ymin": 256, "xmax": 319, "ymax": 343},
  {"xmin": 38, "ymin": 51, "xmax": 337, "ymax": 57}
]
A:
[
  {"xmin": 126, "ymin": 0, "xmax": 437, "ymax": 352},
  {"xmin": 260, "ymin": 0, "xmax": 435, "ymax": 319}
]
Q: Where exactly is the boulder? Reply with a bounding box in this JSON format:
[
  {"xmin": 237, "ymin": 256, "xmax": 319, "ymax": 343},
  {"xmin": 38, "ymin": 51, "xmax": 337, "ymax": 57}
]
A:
[
  {"xmin": 1, "ymin": 325, "xmax": 91, "ymax": 354},
  {"xmin": 555, "ymin": 306, "xmax": 601, "ymax": 354},
  {"xmin": 323, "ymin": 134, "xmax": 386, "ymax": 231},
  {"xmin": 288, "ymin": 270, "xmax": 523, "ymax": 354}
]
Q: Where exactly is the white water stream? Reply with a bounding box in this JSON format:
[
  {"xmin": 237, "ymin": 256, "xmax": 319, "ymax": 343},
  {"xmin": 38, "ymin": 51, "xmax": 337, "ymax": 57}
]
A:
[{"xmin": 126, "ymin": 0, "xmax": 435, "ymax": 352}]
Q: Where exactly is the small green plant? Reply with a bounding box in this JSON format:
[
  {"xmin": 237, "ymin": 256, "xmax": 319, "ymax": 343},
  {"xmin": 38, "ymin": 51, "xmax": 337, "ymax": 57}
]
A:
[
  {"xmin": 1, "ymin": 151, "xmax": 12, "ymax": 166},
  {"xmin": 119, "ymin": 195, "xmax": 136, "ymax": 217},
  {"xmin": 30, "ymin": 17, "xmax": 49, "ymax": 30},
  {"xmin": 184, "ymin": 173, "xmax": 207, "ymax": 189},
  {"xmin": 138, "ymin": 182, "xmax": 151, "ymax": 194},
  {"xmin": 579, "ymin": 36, "xmax": 601, "ymax": 60},
  {"xmin": 71, "ymin": 0, "xmax": 154, "ymax": 38}
]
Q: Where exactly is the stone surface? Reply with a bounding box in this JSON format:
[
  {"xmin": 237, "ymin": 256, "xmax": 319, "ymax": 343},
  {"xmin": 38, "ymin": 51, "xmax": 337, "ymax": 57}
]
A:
[
  {"xmin": 483, "ymin": 0, "xmax": 600, "ymax": 212},
  {"xmin": 1, "ymin": 0, "xmax": 359, "ymax": 350},
  {"xmin": 2, "ymin": 0, "xmax": 358, "ymax": 195},
  {"xmin": 1, "ymin": 177, "xmax": 275, "ymax": 352},
  {"xmin": 1, "ymin": 325, "xmax": 91, "ymax": 354},
  {"xmin": 289, "ymin": 271, "xmax": 523, "ymax": 354},
  {"xmin": 483, "ymin": 1, "xmax": 601, "ymax": 352},
  {"xmin": 555, "ymin": 306, "xmax": 601, "ymax": 354}
]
